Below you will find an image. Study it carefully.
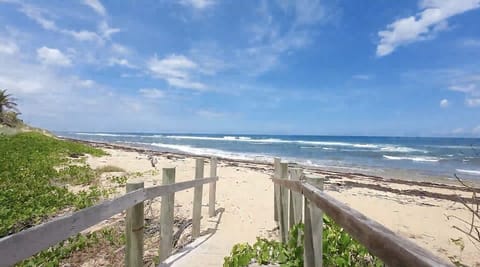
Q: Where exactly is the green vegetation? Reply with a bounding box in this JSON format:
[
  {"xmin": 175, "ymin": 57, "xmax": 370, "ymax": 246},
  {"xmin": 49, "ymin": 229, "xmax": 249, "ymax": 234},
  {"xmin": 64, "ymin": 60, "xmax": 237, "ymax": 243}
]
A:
[
  {"xmin": 224, "ymin": 218, "xmax": 383, "ymax": 267},
  {"xmin": 18, "ymin": 226, "xmax": 125, "ymax": 266},
  {"xmin": 0, "ymin": 132, "xmax": 107, "ymax": 237},
  {"xmin": 224, "ymin": 224, "xmax": 304, "ymax": 267}
]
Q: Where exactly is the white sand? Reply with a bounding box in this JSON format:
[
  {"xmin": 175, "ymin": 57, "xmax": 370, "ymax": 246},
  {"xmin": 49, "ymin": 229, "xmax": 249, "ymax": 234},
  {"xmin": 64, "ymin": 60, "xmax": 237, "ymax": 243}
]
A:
[{"xmin": 83, "ymin": 147, "xmax": 479, "ymax": 266}]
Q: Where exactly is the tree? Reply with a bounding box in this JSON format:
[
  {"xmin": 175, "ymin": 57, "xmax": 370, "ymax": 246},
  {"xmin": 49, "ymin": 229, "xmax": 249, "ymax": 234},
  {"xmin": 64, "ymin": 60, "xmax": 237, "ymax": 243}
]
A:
[{"xmin": 0, "ymin": 89, "xmax": 20, "ymax": 126}]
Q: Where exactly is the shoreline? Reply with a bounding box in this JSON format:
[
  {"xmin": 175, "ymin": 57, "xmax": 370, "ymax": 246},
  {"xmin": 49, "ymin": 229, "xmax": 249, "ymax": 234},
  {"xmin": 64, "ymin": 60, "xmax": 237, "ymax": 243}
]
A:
[{"xmin": 61, "ymin": 136, "xmax": 480, "ymax": 195}]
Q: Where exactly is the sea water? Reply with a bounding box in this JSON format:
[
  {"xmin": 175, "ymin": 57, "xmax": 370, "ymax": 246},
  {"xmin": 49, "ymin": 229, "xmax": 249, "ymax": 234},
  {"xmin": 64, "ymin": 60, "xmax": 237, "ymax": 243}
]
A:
[{"xmin": 58, "ymin": 132, "xmax": 480, "ymax": 181}]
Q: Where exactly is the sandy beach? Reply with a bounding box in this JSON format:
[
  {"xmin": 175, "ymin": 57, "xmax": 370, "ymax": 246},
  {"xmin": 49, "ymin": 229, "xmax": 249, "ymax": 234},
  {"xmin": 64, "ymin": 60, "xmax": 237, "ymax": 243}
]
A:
[{"xmin": 62, "ymin": 139, "xmax": 479, "ymax": 266}]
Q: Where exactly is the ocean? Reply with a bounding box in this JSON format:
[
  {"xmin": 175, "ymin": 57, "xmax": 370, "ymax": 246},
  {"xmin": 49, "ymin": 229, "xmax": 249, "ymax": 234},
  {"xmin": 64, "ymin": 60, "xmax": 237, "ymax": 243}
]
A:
[{"xmin": 58, "ymin": 132, "xmax": 480, "ymax": 181}]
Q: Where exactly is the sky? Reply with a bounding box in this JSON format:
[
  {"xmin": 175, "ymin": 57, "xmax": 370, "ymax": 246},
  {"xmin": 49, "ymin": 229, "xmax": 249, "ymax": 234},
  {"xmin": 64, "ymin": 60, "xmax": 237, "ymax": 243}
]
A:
[{"xmin": 0, "ymin": 0, "xmax": 479, "ymax": 137}]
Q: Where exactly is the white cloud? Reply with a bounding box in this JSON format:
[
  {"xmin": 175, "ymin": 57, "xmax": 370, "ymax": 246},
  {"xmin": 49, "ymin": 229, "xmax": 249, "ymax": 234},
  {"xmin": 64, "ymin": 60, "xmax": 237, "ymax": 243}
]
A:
[
  {"xmin": 376, "ymin": 0, "xmax": 480, "ymax": 56},
  {"xmin": 36, "ymin": 46, "xmax": 71, "ymax": 66},
  {"xmin": 352, "ymin": 74, "xmax": 372, "ymax": 80},
  {"xmin": 449, "ymin": 83, "xmax": 476, "ymax": 93},
  {"xmin": 65, "ymin": 29, "xmax": 101, "ymax": 42},
  {"xmin": 139, "ymin": 88, "xmax": 165, "ymax": 99},
  {"xmin": 461, "ymin": 38, "xmax": 480, "ymax": 47},
  {"xmin": 447, "ymin": 72, "xmax": 480, "ymax": 107},
  {"xmin": 0, "ymin": 40, "xmax": 18, "ymax": 55},
  {"xmin": 196, "ymin": 109, "xmax": 225, "ymax": 119},
  {"xmin": 179, "ymin": 0, "xmax": 215, "ymax": 9},
  {"xmin": 18, "ymin": 3, "xmax": 102, "ymax": 42},
  {"xmin": 473, "ymin": 125, "xmax": 480, "ymax": 135},
  {"xmin": 466, "ymin": 98, "xmax": 480, "ymax": 107},
  {"xmin": 83, "ymin": 0, "xmax": 106, "ymax": 16},
  {"xmin": 99, "ymin": 21, "xmax": 120, "ymax": 39},
  {"xmin": 440, "ymin": 99, "xmax": 449, "ymax": 108},
  {"xmin": 78, "ymin": 79, "xmax": 96, "ymax": 88},
  {"xmin": 166, "ymin": 77, "xmax": 206, "ymax": 90},
  {"xmin": 147, "ymin": 54, "xmax": 207, "ymax": 90},
  {"xmin": 111, "ymin": 43, "xmax": 130, "ymax": 55},
  {"xmin": 452, "ymin": 128, "xmax": 465, "ymax": 134},
  {"xmin": 108, "ymin": 58, "xmax": 136, "ymax": 68},
  {"xmin": 276, "ymin": 0, "xmax": 328, "ymax": 26}
]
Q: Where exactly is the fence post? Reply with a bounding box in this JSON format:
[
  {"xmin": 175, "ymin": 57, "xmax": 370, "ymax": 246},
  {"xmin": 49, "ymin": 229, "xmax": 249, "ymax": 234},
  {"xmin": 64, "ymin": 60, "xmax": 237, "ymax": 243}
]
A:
[
  {"xmin": 209, "ymin": 157, "xmax": 218, "ymax": 217},
  {"xmin": 125, "ymin": 181, "xmax": 144, "ymax": 267},
  {"xmin": 304, "ymin": 176, "xmax": 324, "ymax": 267},
  {"xmin": 273, "ymin": 158, "xmax": 281, "ymax": 224},
  {"xmin": 278, "ymin": 162, "xmax": 289, "ymax": 243},
  {"xmin": 192, "ymin": 158, "xmax": 204, "ymax": 238},
  {"xmin": 159, "ymin": 168, "xmax": 176, "ymax": 262},
  {"xmin": 289, "ymin": 168, "xmax": 303, "ymax": 227}
]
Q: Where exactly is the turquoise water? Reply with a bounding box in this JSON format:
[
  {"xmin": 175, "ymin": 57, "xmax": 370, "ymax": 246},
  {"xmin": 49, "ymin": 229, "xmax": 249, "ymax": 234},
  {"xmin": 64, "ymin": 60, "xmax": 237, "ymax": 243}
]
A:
[{"xmin": 58, "ymin": 132, "xmax": 480, "ymax": 180}]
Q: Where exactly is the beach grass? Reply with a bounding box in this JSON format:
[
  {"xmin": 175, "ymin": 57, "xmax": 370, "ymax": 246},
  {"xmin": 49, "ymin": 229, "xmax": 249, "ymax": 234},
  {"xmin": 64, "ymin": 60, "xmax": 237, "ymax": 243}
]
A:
[{"xmin": 0, "ymin": 132, "xmax": 107, "ymax": 237}]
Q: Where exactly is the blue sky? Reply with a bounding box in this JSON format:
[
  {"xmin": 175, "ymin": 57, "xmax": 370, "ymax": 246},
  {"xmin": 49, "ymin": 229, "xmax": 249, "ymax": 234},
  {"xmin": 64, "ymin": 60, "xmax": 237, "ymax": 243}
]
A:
[{"xmin": 0, "ymin": 0, "xmax": 479, "ymax": 137}]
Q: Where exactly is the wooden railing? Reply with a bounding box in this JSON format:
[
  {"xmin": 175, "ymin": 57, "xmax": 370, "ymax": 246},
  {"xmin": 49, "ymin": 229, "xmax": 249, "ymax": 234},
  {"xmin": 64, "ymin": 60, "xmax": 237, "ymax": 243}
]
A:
[
  {"xmin": 272, "ymin": 158, "xmax": 453, "ymax": 267},
  {"xmin": 0, "ymin": 157, "xmax": 219, "ymax": 267}
]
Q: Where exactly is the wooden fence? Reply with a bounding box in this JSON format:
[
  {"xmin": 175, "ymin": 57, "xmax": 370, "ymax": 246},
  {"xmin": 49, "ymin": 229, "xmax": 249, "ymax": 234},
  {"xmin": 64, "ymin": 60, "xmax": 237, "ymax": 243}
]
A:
[
  {"xmin": 272, "ymin": 158, "xmax": 453, "ymax": 267},
  {"xmin": 0, "ymin": 157, "xmax": 219, "ymax": 267}
]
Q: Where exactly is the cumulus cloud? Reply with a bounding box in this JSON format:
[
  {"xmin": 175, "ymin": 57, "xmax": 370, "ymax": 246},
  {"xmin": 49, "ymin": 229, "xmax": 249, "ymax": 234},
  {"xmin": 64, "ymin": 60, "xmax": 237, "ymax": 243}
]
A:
[
  {"xmin": 108, "ymin": 57, "xmax": 136, "ymax": 68},
  {"xmin": 440, "ymin": 99, "xmax": 449, "ymax": 108},
  {"xmin": 376, "ymin": 0, "xmax": 480, "ymax": 56},
  {"xmin": 147, "ymin": 54, "xmax": 206, "ymax": 90},
  {"xmin": 36, "ymin": 46, "xmax": 71, "ymax": 66},
  {"xmin": 0, "ymin": 40, "xmax": 18, "ymax": 55},
  {"xmin": 83, "ymin": 0, "xmax": 106, "ymax": 16}
]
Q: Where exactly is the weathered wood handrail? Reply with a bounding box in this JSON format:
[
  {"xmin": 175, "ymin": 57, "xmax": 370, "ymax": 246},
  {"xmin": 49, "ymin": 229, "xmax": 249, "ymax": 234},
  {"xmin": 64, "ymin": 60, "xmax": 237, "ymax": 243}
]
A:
[
  {"xmin": 0, "ymin": 175, "xmax": 219, "ymax": 267},
  {"xmin": 272, "ymin": 177, "xmax": 452, "ymax": 267}
]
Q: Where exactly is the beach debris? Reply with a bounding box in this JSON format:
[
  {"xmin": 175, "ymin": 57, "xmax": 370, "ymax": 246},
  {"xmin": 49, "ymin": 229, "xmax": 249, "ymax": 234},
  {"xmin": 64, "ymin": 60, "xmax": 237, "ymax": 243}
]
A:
[{"xmin": 147, "ymin": 154, "xmax": 158, "ymax": 168}]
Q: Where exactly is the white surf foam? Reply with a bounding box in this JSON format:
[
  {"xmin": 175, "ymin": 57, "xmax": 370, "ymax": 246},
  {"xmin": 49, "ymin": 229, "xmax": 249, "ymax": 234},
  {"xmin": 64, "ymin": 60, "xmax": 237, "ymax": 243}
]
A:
[
  {"xmin": 379, "ymin": 146, "xmax": 425, "ymax": 153},
  {"xmin": 383, "ymin": 155, "xmax": 440, "ymax": 162},
  {"xmin": 150, "ymin": 143, "xmax": 271, "ymax": 162},
  {"xmin": 456, "ymin": 169, "xmax": 480, "ymax": 175},
  {"xmin": 76, "ymin": 133, "xmax": 138, "ymax": 137},
  {"xmin": 161, "ymin": 135, "xmax": 427, "ymax": 155}
]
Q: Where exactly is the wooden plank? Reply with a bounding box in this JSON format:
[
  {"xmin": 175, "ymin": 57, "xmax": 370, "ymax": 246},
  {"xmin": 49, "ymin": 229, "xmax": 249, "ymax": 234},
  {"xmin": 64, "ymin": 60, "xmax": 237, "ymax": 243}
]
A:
[
  {"xmin": 273, "ymin": 158, "xmax": 281, "ymax": 223},
  {"xmin": 0, "ymin": 188, "xmax": 147, "ymax": 267},
  {"xmin": 192, "ymin": 158, "xmax": 204, "ymax": 238},
  {"xmin": 289, "ymin": 168, "xmax": 303, "ymax": 226},
  {"xmin": 278, "ymin": 162, "xmax": 289, "ymax": 243},
  {"xmin": 271, "ymin": 178, "xmax": 452, "ymax": 267},
  {"xmin": 125, "ymin": 181, "xmax": 145, "ymax": 267},
  {"xmin": 159, "ymin": 168, "xmax": 176, "ymax": 262},
  {"xmin": 303, "ymin": 197, "xmax": 315, "ymax": 267},
  {"xmin": 145, "ymin": 177, "xmax": 218, "ymax": 200},
  {"xmin": 306, "ymin": 177, "xmax": 323, "ymax": 267},
  {"xmin": 208, "ymin": 157, "xmax": 218, "ymax": 217}
]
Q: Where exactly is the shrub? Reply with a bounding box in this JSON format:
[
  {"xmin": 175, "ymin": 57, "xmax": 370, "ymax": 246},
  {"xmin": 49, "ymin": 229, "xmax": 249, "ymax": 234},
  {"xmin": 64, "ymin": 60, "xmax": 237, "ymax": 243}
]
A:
[
  {"xmin": 224, "ymin": 218, "xmax": 383, "ymax": 267},
  {"xmin": 0, "ymin": 132, "xmax": 106, "ymax": 237}
]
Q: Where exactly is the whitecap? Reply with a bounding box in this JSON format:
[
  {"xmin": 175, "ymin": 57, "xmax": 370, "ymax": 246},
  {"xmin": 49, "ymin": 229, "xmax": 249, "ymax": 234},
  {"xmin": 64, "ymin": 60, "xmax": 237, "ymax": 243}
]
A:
[
  {"xmin": 382, "ymin": 155, "xmax": 440, "ymax": 162},
  {"xmin": 456, "ymin": 169, "xmax": 480, "ymax": 175}
]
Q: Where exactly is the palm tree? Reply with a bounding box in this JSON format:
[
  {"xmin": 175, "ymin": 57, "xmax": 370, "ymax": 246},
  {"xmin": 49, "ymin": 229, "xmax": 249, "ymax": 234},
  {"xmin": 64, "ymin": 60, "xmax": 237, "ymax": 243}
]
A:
[{"xmin": 0, "ymin": 89, "xmax": 18, "ymax": 115}]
